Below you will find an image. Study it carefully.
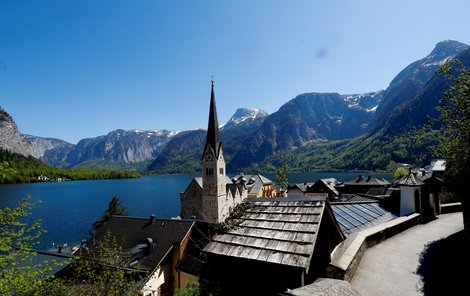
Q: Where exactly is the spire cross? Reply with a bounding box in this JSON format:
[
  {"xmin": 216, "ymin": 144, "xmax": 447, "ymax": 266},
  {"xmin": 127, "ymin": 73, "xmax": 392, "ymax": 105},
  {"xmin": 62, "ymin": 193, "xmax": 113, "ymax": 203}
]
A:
[{"xmin": 211, "ymin": 75, "xmax": 215, "ymax": 86}]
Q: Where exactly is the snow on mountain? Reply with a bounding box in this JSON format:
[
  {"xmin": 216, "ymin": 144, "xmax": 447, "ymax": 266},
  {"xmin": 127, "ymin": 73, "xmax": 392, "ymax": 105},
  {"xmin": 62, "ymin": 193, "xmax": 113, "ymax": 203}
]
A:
[
  {"xmin": 222, "ymin": 108, "xmax": 269, "ymax": 130},
  {"xmin": 341, "ymin": 90, "xmax": 384, "ymax": 112}
]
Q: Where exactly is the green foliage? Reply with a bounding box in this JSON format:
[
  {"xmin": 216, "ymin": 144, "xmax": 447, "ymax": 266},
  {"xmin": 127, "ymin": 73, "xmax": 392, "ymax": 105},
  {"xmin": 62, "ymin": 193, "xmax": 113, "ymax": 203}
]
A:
[
  {"xmin": 92, "ymin": 196, "xmax": 128, "ymax": 234},
  {"xmin": 436, "ymin": 59, "xmax": 470, "ymax": 232},
  {"xmin": 393, "ymin": 167, "xmax": 410, "ymax": 180},
  {"xmin": 440, "ymin": 191, "xmax": 461, "ymax": 204},
  {"xmin": 275, "ymin": 164, "xmax": 289, "ymax": 191},
  {"xmin": 147, "ymin": 146, "xmax": 202, "ymax": 175},
  {"xmin": 213, "ymin": 202, "xmax": 253, "ymax": 234},
  {"xmin": 0, "ymin": 149, "xmax": 140, "ymax": 184},
  {"xmin": 254, "ymin": 126, "xmax": 440, "ymax": 173},
  {"xmin": 0, "ymin": 197, "xmax": 66, "ymax": 295},
  {"xmin": 68, "ymin": 231, "xmax": 138, "ymax": 296},
  {"xmin": 174, "ymin": 281, "xmax": 201, "ymax": 296},
  {"xmin": 436, "ymin": 60, "xmax": 470, "ymax": 191},
  {"xmin": 0, "ymin": 161, "xmax": 16, "ymax": 182}
]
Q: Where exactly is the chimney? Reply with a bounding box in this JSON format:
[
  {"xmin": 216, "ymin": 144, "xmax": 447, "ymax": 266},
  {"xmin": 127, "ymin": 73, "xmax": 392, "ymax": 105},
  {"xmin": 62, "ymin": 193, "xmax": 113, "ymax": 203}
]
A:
[
  {"xmin": 145, "ymin": 238, "xmax": 154, "ymax": 254},
  {"xmin": 149, "ymin": 214, "xmax": 156, "ymax": 224}
]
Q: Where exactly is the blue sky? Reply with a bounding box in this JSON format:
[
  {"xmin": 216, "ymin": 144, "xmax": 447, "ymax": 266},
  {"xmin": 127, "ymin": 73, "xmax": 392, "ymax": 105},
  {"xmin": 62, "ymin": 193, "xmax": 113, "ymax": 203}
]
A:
[{"xmin": 1, "ymin": 0, "xmax": 470, "ymax": 144}]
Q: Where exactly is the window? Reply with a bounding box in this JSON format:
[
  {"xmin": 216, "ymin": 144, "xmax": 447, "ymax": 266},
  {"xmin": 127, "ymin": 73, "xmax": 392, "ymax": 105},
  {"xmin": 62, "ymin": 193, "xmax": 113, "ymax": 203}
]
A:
[
  {"xmin": 206, "ymin": 168, "xmax": 214, "ymax": 176},
  {"xmin": 219, "ymin": 168, "xmax": 224, "ymax": 175}
]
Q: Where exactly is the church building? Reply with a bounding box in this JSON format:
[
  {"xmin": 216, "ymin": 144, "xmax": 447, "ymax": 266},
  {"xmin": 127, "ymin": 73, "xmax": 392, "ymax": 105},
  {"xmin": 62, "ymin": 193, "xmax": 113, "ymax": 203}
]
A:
[{"xmin": 180, "ymin": 80, "xmax": 247, "ymax": 223}]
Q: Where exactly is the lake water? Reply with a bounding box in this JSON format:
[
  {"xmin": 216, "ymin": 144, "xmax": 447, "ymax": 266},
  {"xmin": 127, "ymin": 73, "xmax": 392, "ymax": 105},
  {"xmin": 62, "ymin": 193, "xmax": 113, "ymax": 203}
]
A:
[{"xmin": 0, "ymin": 172, "xmax": 391, "ymax": 249}]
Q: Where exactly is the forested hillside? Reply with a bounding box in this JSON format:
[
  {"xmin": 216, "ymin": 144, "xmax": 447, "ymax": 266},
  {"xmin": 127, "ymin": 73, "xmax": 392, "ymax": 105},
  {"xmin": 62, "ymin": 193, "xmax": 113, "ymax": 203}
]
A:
[{"xmin": 0, "ymin": 149, "xmax": 140, "ymax": 184}]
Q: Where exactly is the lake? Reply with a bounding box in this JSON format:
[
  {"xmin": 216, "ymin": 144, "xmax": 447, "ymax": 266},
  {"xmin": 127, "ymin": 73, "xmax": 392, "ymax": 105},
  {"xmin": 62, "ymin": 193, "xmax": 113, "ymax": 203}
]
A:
[{"xmin": 0, "ymin": 172, "xmax": 391, "ymax": 249}]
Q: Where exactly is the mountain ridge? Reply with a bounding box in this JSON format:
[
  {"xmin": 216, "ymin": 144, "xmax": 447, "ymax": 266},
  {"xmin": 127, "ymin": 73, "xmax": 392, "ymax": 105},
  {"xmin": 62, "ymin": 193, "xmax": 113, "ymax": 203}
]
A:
[{"xmin": 3, "ymin": 40, "xmax": 468, "ymax": 173}]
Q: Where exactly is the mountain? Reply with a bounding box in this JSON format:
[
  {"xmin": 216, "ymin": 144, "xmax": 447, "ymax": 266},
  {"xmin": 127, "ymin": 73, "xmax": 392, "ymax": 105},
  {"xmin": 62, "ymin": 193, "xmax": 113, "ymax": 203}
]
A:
[
  {"xmin": 221, "ymin": 108, "xmax": 269, "ymax": 132},
  {"xmin": 229, "ymin": 91, "xmax": 383, "ymax": 169},
  {"xmin": 231, "ymin": 40, "xmax": 470, "ymax": 171},
  {"xmin": 147, "ymin": 129, "xmax": 207, "ymax": 174},
  {"xmin": 24, "ymin": 135, "xmax": 75, "ymax": 168},
  {"xmin": 19, "ymin": 40, "xmax": 470, "ymax": 173},
  {"xmin": 147, "ymin": 108, "xmax": 269, "ymax": 173},
  {"xmin": 0, "ymin": 107, "xmax": 32, "ymax": 157},
  {"xmin": 27, "ymin": 107, "xmax": 268, "ymax": 171},
  {"xmin": 370, "ymin": 40, "xmax": 469, "ymax": 130},
  {"xmin": 260, "ymin": 42, "xmax": 470, "ymax": 172},
  {"xmin": 66, "ymin": 129, "xmax": 179, "ymax": 167},
  {"xmin": 382, "ymin": 45, "xmax": 470, "ymax": 135},
  {"xmin": 27, "ymin": 129, "xmax": 180, "ymax": 169}
]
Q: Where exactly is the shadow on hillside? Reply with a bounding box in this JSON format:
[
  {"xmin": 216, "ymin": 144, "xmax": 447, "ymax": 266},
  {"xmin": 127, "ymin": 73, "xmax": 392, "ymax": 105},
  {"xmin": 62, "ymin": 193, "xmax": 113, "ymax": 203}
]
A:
[{"xmin": 417, "ymin": 230, "xmax": 469, "ymax": 296}]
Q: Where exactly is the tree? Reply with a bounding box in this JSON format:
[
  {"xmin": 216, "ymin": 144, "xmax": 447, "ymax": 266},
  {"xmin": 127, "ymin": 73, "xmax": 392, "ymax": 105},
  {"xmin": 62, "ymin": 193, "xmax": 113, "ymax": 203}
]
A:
[
  {"xmin": 0, "ymin": 161, "xmax": 16, "ymax": 183},
  {"xmin": 68, "ymin": 231, "xmax": 138, "ymax": 296},
  {"xmin": 0, "ymin": 197, "xmax": 67, "ymax": 295},
  {"xmin": 92, "ymin": 196, "xmax": 128, "ymax": 233},
  {"xmin": 276, "ymin": 164, "xmax": 289, "ymax": 196},
  {"xmin": 174, "ymin": 281, "xmax": 200, "ymax": 296},
  {"xmin": 393, "ymin": 167, "xmax": 409, "ymax": 180},
  {"xmin": 437, "ymin": 60, "xmax": 470, "ymax": 235}
]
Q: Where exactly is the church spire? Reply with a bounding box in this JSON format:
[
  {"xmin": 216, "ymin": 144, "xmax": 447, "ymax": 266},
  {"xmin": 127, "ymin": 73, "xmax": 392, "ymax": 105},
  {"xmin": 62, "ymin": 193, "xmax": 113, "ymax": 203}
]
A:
[{"xmin": 206, "ymin": 79, "xmax": 221, "ymax": 157}]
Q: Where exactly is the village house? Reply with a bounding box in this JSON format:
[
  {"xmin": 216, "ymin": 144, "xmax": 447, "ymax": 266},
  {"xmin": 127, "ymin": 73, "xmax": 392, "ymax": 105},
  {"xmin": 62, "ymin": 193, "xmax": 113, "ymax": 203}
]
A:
[
  {"xmin": 85, "ymin": 215, "xmax": 197, "ymax": 296},
  {"xmin": 396, "ymin": 164, "xmax": 444, "ymax": 221},
  {"xmin": 338, "ymin": 175, "xmax": 391, "ymax": 195},
  {"xmin": 287, "ymin": 178, "xmax": 341, "ymax": 200},
  {"xmin": 230, "ymin": 173, "xmax": 276, "ymax": 198}
]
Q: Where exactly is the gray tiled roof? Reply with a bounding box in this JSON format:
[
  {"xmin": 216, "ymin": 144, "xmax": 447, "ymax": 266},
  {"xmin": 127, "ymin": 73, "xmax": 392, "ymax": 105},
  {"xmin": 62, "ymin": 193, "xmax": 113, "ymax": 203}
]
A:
[
  {"xmin": 331, "ymin": 202, "xmax": 397, "ymax": 236},
  {"xmin": 88, "ymin": 216, "xmax": 194, "ymax": 271},
  {"xmin": 204, "ymin": 200, "xmax": 326, "ymax": 269}
]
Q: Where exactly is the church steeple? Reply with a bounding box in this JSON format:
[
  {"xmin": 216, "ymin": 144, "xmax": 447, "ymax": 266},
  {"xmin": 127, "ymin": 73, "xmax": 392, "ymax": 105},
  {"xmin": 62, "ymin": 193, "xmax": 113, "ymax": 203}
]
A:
[
  {"xmin": 201, "ymin": 78, "xmax": 228, "ymax": 223},
  {"xmin": 205, "ymin": 79, "xmax": 222, "ymax": 157}
]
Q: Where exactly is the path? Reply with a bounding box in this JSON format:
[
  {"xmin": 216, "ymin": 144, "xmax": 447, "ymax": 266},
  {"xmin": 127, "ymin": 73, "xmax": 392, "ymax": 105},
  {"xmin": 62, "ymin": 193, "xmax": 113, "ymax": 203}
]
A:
[{"xmin": 350, "ymin": 212, "xmax": 464, "ymax": 296}]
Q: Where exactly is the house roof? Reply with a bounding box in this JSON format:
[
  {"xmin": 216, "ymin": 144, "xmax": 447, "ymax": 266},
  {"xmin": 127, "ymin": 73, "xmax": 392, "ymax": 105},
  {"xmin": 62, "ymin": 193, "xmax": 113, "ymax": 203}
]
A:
[
  {"xmin": 194, "ymin": 177, "xmax": 203, "ymax": 188},
  {"xmin": 331, "ymin": 202, "xmax": 397, "ymax": 236},
  {"xmin": 344, "ymin": 175, "xmax": 390, "ymax": 186},
  {"xmin": 287, "ymin": 182, "xmax": 315, "ymax": 192},
  {"xmin": 341, "ymin": 195, "xmax": 380, "ymax": 203},
  {"xmin": 176, "ymin": 221, "xmax": 211, "ymax": 276},
  {"xmin": 429, "ymin": 159, "xmax": 446, "ymax": 172},
  {"xmin": 204, "ymin": 199, "xmax": 338, "ymax": 270},
  {"xmin": 313, "ymin": 178, "xmax": 340, "ymax": 196},
  {"xmin": 397, "ymin": 173, "xmax": 424, "ymax": 186},
  {"xmin": 230, "ymin": 174, "xmax": 274, "ymax": 196},
  {"xmin": 88, "ymin": 216, "xmax": 194, "ymax": 271}
]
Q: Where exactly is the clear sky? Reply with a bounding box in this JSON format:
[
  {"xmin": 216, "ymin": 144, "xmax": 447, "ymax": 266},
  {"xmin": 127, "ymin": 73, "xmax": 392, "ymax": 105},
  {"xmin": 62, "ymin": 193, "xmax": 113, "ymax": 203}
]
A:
[{"xmin": 1, "ymin": 0, "xmax": 469, "ymax": 144}]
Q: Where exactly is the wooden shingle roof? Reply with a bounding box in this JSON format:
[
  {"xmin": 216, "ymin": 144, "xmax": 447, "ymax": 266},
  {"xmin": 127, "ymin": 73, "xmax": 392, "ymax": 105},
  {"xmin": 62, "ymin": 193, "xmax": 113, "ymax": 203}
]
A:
[{"xmin": 204, "ymin": 200, "xmax": 328, "ymax": 270}]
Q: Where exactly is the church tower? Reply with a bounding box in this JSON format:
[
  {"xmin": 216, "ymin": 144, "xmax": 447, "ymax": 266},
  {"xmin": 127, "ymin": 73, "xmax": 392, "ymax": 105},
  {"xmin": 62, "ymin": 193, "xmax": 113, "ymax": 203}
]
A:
[{"xmin": 201, "ymin": 80, "xmax": 228, "ymax": 223}]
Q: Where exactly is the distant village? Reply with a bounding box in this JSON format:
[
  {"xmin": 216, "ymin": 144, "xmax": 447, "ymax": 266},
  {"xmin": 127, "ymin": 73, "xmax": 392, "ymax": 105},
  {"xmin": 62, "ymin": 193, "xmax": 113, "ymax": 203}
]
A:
[{"xmin": 35, "ymin": 82, "xmax": 452, "ymax": 295}]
